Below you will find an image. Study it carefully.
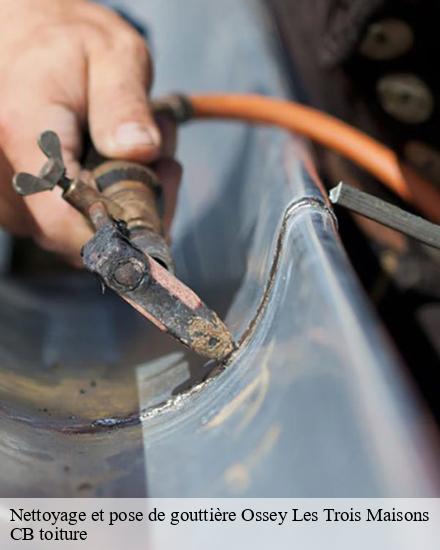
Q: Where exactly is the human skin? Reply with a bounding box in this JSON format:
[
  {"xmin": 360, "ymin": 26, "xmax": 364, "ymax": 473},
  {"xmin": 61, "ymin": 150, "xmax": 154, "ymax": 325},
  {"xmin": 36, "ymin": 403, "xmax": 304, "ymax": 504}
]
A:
[{"xmin": 0, "ymin": 0, "xmax": 180, "ymax": 264}]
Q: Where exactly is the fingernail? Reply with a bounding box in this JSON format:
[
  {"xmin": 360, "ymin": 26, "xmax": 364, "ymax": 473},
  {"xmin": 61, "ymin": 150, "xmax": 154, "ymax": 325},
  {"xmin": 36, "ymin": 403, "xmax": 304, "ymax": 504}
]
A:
[{"xmin": 112, "ymin": 122, "xmax": 160, "ymax": 150}]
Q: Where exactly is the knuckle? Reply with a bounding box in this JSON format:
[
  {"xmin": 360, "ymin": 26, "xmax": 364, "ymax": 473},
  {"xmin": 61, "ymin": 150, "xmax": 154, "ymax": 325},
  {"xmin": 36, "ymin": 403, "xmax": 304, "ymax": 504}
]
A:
[
  {"xmin": 116, "ymin": 32, "xmax": 150, "ymax": 63},
  {"xmin": 79, "ymin": 21, "xmax": 113, "ymax": 49},
  {"xmin": 31, "ymin": 24, "xmax": 81, "ymax": 49}
]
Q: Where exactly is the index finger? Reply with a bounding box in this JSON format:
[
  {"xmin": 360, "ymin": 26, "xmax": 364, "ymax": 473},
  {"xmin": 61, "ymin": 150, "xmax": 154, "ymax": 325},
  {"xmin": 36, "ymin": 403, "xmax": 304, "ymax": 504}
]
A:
[{"xmin": 2, "ymin": 101, "xmax": 93, "ymax": 259}]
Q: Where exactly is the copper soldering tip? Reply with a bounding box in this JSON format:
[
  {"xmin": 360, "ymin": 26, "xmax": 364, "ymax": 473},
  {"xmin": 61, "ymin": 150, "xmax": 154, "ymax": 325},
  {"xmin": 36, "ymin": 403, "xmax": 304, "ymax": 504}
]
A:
[
  {"xmin": 185, "ymin": 313, "xmax": 236, "ymax": 362},
  {"xmin": 82, "ymin": 223, "xmax": 236, "ymax": 362}
]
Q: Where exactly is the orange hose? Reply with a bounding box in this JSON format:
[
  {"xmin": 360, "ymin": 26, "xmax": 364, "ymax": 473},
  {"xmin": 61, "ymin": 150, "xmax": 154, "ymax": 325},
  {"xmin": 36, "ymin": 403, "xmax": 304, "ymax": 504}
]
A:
[{"xmin": 189, "ymin": 94, "xmax": 440, "ymax": 224}]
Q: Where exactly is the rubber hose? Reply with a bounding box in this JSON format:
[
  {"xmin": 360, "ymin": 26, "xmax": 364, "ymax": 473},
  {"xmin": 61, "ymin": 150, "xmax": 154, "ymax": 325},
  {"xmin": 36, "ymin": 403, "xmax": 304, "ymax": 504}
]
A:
[{"xmin": 188, "ymin": 94, "xmax": 440, "ymax": 224}]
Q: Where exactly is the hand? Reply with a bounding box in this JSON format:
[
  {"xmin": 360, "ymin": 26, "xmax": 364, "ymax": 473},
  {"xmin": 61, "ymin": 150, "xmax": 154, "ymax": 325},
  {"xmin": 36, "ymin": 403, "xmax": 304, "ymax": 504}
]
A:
[{"xmin": 0, "ymin": 0, "xmax": 180, "ymax": 263}]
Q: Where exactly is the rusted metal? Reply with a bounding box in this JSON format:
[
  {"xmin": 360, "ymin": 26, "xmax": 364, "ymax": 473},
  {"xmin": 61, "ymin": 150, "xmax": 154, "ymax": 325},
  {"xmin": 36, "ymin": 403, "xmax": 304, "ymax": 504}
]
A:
[
  {"xmin": 112, "ymin": 258, "xmax": 146, "ymax": 290},
  {"xmin": 82, "ymin": 223, "xmax": 235, "ymax": 361},
  {"xmin": 87, "ymin": 201, "xmax": 113, "ymax": 231},
  {"xmin": 12, "ymin": 130, "xmax": 235, "ymax": 362},
  {"xmin": 93, "ymin": 160, "xmax": 173, "ymax": 270},
  {"xmin": 63, "ymin": 178, "xmax": 124, "ymax": 221}
]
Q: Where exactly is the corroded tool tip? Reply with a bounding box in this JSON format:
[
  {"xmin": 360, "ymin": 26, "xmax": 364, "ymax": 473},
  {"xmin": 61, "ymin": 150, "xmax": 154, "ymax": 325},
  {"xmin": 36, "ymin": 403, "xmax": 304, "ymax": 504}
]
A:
[
  {"xmin": 187, "ymin": 314, "xmax": 236, "ymax": 362},
  {"xmin": 82, "ymin": 223, "xmax": 236, "ymax": 362}
]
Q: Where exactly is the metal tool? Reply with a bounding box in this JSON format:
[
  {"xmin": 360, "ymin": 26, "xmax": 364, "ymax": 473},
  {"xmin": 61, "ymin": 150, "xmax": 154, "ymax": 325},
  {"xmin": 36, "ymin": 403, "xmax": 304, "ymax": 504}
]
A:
[
  {"xmin": 330, "ymin": 182, "xmax": 440, "ymax": 250},
  {"xmin": 12, "ymin": 131, "xmax": 235, "ymax": 361}
]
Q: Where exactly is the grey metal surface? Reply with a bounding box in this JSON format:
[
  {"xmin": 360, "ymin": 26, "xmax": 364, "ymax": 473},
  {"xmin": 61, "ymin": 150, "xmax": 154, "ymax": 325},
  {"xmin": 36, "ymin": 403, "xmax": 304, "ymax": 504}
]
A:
[
  {"xmin": 0, "ymin": 230, "xmax": 11, "ymax": 274},
  {"xmin": 0, "ymin": 0, "xmax": 438, "ymax": 497},
  {"xmin": 330, "ymin": 182, "xmax": 440, "ymax": 250},
  {"xmin": 140, "ymin": 138, "xmax": 440, "ymax": 497}
]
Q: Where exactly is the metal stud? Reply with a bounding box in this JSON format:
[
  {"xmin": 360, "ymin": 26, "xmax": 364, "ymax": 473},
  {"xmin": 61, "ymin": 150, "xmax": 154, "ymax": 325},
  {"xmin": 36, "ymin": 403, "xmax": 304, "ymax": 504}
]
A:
[
  {"xmin": 376, "ymin": 73, "xmax": 434, "ymax": 124},
  {"xmin": 359, "ymin": 18, "xmax": 414, "ymax": 60}
]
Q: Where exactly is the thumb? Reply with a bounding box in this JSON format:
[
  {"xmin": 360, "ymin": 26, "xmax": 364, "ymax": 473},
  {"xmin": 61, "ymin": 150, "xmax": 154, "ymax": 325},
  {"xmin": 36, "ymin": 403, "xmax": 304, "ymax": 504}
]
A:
[{"xmin": 87, "ymin": 37, "xmax": 161, "ymax": 162}]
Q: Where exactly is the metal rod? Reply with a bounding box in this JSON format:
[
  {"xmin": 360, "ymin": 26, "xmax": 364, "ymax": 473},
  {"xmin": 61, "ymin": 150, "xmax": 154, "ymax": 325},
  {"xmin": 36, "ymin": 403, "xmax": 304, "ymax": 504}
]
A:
[{"xmin": 330, "ymin": 182, "xmax": 440, "ymax": 250}]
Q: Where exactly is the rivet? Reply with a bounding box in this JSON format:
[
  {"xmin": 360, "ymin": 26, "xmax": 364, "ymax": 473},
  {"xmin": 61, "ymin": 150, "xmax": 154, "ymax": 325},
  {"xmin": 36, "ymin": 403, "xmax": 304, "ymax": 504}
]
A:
[
  {"xmin": 112, "ymin": 259, "xmax": 145, "ymax": 290},
  {"xmin": 376, "ymin": 73, "xmax": 434, "ymax": 124},
  {"xmin": 360, "ymin": 18, "xmax": 414, "ymax": 60}
]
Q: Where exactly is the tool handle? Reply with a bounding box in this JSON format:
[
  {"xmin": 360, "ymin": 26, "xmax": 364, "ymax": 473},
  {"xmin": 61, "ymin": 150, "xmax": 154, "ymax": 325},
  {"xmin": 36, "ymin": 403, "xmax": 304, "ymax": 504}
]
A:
[
  {"xmin": 12, "ymin": 129, "xmax": 175, "ymax": 271},
  {"xmin": 92, "ymin": 160, "xmax": 174, "ymax": 271}
]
